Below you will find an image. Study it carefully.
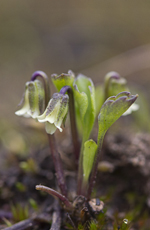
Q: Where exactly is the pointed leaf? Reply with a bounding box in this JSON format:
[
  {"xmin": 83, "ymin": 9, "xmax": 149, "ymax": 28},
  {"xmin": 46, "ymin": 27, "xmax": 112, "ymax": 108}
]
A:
[{"xmin": 73, "ymin": 84, "xmax": 88, "ymax": 122}]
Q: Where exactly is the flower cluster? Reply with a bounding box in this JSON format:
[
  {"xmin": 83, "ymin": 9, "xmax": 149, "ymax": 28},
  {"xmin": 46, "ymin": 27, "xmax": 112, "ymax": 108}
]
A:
[
  {"xmin": 16, "ymin": 79, "xmax": 69, "ymax": 134},
  {"xmin": 15, "ymin": 71, "xmax": 139, "ymax": 137}
]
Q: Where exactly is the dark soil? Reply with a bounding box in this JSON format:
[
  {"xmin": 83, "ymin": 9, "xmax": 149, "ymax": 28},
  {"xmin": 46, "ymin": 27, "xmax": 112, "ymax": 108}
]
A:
[{"xmin": 0, "ymin": 130, "xmax": 150, "ymax": 230}]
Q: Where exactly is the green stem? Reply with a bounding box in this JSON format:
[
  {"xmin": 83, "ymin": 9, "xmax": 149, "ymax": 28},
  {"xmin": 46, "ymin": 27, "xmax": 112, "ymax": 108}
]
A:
[
  {"xmin": 76, "ymin": 138, "xmax": 85, "ymax": 195},
  {"xmin": 81, "ymin": 177, "xmax": 88, "ymax": 197},
  {"xmin": 87, "ymin": 133, "xmax": 105, "ymax": 200},
  {"xmin": 60, "ymin": 86, "xmax": 80, "ymax": 162}
]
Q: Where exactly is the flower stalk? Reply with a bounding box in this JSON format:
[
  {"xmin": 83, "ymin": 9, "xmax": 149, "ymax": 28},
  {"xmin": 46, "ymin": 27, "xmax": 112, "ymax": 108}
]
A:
[
  {"xmin": 48, "ymin": 133, "xmax": 67, "ymax": 197},
  {"xmin": 31, "ymin": 70, "xmax": 50, "ymax": 107},
  {"xmin": 77, "ymin": 140, "xmax": 85, "ymax": 195},
  {"xmin": 59, "ymin": 86, "xmax": 80, "ymax": 162}
]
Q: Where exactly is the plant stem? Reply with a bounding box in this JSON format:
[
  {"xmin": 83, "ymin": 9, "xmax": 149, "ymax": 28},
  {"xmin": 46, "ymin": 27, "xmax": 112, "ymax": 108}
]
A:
[
  {"xmin": 48, "ymin": 134, "xmax": 68, "ymax": 197},
  {"xmin": 36, "ymin": 185, "xmax": 73, "ymax": 209},
  {"xmin": 87, "ymin": 133, "xmax": 105, "ymax": 200},
  {"xmin": 31, "ymin": 71, "xmax": 67, "ymax": 197},
  {"xmin": 76, "ymin": 138, "xmax": 85, "ymax": 195},
  {"xmin": 77, "ymin": 126, "xmax": 91, "ymax": 195},
  {"xmin": 59, "ymin": 86, "xmax": 80, "ymax": 162}
]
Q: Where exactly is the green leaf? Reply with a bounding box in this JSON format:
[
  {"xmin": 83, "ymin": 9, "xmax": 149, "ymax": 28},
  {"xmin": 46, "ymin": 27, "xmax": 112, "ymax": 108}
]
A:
[
  {"xmin": 83, "ymin": 139, "xmax": 97, "ymax": 182},
  {"xmin": 98, "ymin": 92, "xmax": 138, "ymax": 141},
  {"xmin": 51, "ymin": 70, "xmax": 75, "ymax": 92},
  {"xmin": 74, "ymin": 84, "xmax": 88, "ymax": 123},
  {"xmin": 73, "ymin": 74, "xmax": 96, "ymax": 141}
]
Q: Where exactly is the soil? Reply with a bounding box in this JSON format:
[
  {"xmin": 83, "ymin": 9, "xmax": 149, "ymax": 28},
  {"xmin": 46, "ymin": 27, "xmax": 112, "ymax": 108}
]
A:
[{"xmin": 0, "ymin": 129, "xmax": 150, "ymax": 230}]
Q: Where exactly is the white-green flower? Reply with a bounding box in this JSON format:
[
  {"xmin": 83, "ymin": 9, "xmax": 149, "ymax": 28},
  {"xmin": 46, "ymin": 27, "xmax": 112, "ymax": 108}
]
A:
[
  {"xmin": 15, "ymin": 80, "xmax": 45, "ymax": 119},
  {"xmin": 122, "ymin": 103, "xmax": 139, "ymax": 116},
  {"xmin": 38, "ymin": 93, "xmax": 69, "ymax": 134}
]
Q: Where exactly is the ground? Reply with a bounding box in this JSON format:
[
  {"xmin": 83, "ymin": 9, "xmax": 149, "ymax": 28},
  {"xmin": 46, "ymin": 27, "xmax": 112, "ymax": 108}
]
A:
[{"xmin": 0, "ymin": 121, "xmax": 150, "ymax": 230}]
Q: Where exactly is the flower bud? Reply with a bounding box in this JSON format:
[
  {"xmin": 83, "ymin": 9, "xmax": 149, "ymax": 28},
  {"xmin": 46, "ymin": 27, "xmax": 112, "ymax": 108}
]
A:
[
  {"xmin": 38, "ymin": 93, "xmax": 69, "ymax": 134},
  {"xmin": 15, "ymin": 80, "xmax": 45, "ymax": 119},
  {"xmin": 104, "ymin": 71, "xmax": 128, "ymax": 98},
  {"xmin": 51, "ymin": 70, "xmax": 75, "ymax": 92},
  {"xmin": 104, "ymin": 72, "xmax": 139, "ymax": 115}
]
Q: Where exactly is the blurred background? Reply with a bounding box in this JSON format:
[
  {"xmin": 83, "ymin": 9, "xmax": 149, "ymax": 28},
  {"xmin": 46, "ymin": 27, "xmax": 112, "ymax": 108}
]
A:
[
  {"xmin": 1, "ymin": 2, "xmax": 150, "ymax": 227},
  {"xmin": 1, "ymin": 0, "xmax": 150, "ymax": 123}
]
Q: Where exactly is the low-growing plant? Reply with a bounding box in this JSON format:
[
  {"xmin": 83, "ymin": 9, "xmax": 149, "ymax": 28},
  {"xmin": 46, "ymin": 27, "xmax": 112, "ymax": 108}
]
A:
[{"xmin": 15, "ymin": 70, "xmax": 138, "ymax": 229}]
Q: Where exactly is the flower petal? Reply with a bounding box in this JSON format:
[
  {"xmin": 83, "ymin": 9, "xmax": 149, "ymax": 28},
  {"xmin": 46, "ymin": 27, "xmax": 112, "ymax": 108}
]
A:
[
  {"xmin": 37, "ymin": 110, "xmax": 47, "ymax": 122},
  {"xmin": 45, "ymin": 122, "xmax": 57, "ymax": 134},
  {"xmin": 54, "ymin": 96, "xmax": 69, "ymax": 132},
  {"xmin": 15, "ymin": 84, "xmax": 30, "ymax": 116},
  {"xmin": 46, "ymin": 100, "xmax": 61, "ymax": 123},
  {"xmin": 38, "ymin": 93, "xmax": 69, "ymax": 134},
  {"xmin": 15, "ymin": 106, "xmax": 30, "ymax": 116}
]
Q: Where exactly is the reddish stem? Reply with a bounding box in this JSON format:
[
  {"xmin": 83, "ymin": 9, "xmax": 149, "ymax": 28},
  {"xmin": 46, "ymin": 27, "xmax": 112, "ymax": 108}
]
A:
[
  {"xmin": 36, "ymin": 185, "xmax": 73, "ymax": 209},
  {"xmin": 48, "ymin": 134, "xmax": 68, "ymax": 197},
  {"xmin": 31, "ymin": 70, "xmax": 50, "ymax": 107}
]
